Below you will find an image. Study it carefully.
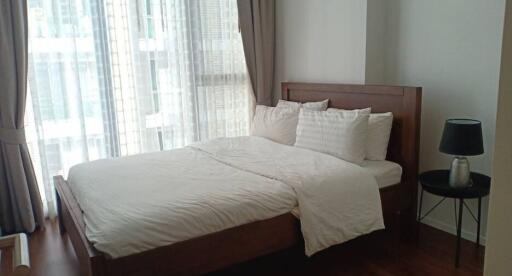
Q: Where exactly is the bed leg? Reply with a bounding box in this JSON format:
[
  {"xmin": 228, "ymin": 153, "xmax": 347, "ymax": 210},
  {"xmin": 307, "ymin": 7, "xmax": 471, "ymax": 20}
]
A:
[
  {"xmin": 390, "ymin": 209, "xmax": 416, "ymax": 244},
  {"xmin": 391, "ymin": 211, "xmax": 403, "ymax": 242},
  {"xmin": 401, "ymin": 207, "xmax": 418, "ymax": 243},
  {"xmin": 56, "ymin": 188, "xmax": 66, "ymax": 235}
]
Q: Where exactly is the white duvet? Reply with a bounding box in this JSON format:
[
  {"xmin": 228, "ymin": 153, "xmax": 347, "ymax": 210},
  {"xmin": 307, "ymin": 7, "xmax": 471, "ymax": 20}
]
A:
[{"xmin": 67, "ymin": 136, "xmax": 384, "ymax": 258}]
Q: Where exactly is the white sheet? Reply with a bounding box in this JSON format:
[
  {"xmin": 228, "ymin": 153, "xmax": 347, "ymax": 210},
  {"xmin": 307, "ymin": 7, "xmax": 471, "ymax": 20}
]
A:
[
  {"xmin": 291, "ymin": 160, "xmax": 402, "ymax": 218},
  {"xmin": 68, "ymin": 136, "xmax": 384, "ymax": 258},
  {"xmin": 68, "ymin": 144, "xmax": 297, "ymax": 258},
  {"xmin": 360, "ymin": 160, "xmax": 402, "ymax": 188},
  {"xmin": 190, "ymin": 137, "xmax": 384, "ymax": 255}
]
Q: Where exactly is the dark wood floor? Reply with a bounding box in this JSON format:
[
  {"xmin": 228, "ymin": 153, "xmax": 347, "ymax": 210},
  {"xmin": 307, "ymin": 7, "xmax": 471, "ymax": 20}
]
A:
[{"xmin": 1, "ymin": 220, "xmax": 484, "ymax": 276}]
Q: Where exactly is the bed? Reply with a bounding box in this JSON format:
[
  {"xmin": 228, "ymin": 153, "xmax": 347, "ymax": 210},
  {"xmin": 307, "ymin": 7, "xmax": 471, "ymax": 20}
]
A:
[{"xmin": 55, "ymin": 82, "xmax": 422, "ymax": 276}]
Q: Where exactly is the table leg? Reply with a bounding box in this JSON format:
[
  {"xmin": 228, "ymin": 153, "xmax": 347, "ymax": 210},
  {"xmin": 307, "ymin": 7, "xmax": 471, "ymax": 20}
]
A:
[
  {"xmin": 477, "ymin": 197, "xmax": 482, "ymax": 247},
  {"xmin": 417, "ymin": 188, "xmax": 424, "ymax": 242},
  {"xmin": 453, "ymin": 199, "xmax": 458, "ymax": 230},
  {"xmin": 418, "ymin": 187, "xmax": 424, "ymax": 222},
  {"xmin": 455, "ymin": 198, "xmax": 464, "ymax": 268}
]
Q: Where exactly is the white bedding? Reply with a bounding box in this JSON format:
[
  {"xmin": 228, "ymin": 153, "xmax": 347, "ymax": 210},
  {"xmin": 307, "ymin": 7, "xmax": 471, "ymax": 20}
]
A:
[
  {"xmin": 67, "ymin": 136, "xmax": 384, "ymax": 258},
  {"xmin": 292, "ymin": 160, "xmax": 402, "ymax": 218},
  {"xmin": 360, "ymin": 160, "xmax": 402, "ymax": 188}
]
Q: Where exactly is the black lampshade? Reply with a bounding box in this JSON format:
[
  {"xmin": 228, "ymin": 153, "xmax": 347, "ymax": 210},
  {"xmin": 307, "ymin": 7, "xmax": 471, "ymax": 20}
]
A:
[{"xmin": 439, "ymin": 119, "xmax": 484, "ymax": 156}]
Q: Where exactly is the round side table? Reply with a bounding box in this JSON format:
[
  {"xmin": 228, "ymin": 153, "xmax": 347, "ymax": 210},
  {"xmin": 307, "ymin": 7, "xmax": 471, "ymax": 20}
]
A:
[{"xmin": 418, "ymin": 170, "xmax": 490, "ymax": 268}]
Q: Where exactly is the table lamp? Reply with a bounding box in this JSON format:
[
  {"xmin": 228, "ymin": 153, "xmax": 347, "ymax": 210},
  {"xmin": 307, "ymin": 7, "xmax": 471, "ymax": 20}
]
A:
[{"xmin": 439, "ymin": 119, "xmax": 484, "ymax": 188}]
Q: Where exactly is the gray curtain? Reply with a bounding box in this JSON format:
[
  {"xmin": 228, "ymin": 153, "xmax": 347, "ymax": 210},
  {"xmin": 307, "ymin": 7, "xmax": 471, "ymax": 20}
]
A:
[
  {"xmin": 237, "ymin": 0, "xmax": 275, "ymax": 106},
  {"xmin": 0, "ymin": 0, "xmax": 44, "ymax": 234}
]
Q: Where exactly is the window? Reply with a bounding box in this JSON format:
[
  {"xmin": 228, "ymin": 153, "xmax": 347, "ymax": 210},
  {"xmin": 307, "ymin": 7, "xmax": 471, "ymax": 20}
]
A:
[
  {"xmin": 149, "ymin": 53, "xmax": 159, "ymax": 113},
  {"xmin": 31, "ymin": 60, "xmax": 69, "ymax": 121},
  {"xmin": 146, "ymin": 0, "xmax": 152, "ymax": 16},
  {"xmin": 157, "ymin": 127, "xmax": 164, "ymax": 151},
  {"xmin": 152, "ymin": 92, "xmax": 160, "ymax": 114},
  {"xmin": 60, "ymin": 0, "xmax": 77, "ymax": 25},
  {"xmin": 150, "ymin": 55, "xmax": 158, "ymax": 90},
  {"xmin": 45, "ymin": 143, "xmax": 62, "ymax": 173},
  {"xmin": 145, "ymin": 0, "xmax": 154, "ymax": 38},
  {"xmin": 26, "ymin": 0, "xmax": 250, "ymax": 217}
]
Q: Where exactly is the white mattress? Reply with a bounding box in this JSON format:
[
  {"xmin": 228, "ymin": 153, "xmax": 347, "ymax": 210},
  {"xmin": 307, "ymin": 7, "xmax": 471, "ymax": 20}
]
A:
[{"xmin": 360, "ymin": 160, "xmax": 402, "ymax": 188}]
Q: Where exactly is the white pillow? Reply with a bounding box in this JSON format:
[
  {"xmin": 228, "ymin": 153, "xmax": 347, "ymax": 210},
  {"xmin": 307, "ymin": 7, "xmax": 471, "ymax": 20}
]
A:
[
  {"xmin": 326, "ymin": 107, "xmax": 371, "ymax": 116},
  {"xmin": 327, "ymin": 108, "xmax": 393, "ymax": 161},
  {"xmin": 366, "ymin": 112, "xmax": 394, "ymax": 160},
  {"xmin": 294, "ymin": 109, "xmax": 369, "ymax": 164},
  {"xmin": 277, "ymin": 99, "xmax": 329, "ymax": 111},
  {"xmin": 251, "ymin": 105, "xmax": 299, "ymax": 145}
]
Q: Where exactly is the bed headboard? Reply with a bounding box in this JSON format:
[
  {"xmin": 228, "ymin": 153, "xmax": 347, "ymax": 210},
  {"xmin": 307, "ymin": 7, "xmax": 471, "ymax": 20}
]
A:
[{"xmin": 282, "ymin": 82, "xmax": 422, "ymax": 217}]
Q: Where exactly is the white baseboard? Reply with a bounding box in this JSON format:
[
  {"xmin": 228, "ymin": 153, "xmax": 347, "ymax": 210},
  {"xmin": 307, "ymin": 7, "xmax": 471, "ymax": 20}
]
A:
[{"xmin": 421, "ymin": 216, "xmax": 487, "ymax": 246}]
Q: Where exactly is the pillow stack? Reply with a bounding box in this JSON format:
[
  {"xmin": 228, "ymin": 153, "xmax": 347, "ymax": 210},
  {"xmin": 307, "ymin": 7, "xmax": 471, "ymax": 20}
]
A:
[
  {"xmin": 295, "ymin": 109, "xmax": 369, "ymax": 164},
  {"xmin": 251, "ymin": 105, "xmax": 300, "ymax": 145},
  {"xmin": 326, "ymin": 108, "xmax": 394, "ymax": 161},
  {"xmin": 276, "ymin": 99, "xmax": 329, "ymax": 111},
  {"xmin": 366, "ymin": 112, "xmax": 394, "ymax": 160},
  {"xmin": 251, "ymin": 99, "xmax": 329, "ymax": 145},
  {"xmin": 250, "ymin": 100, "xmax": 393, "ymax": 164}
]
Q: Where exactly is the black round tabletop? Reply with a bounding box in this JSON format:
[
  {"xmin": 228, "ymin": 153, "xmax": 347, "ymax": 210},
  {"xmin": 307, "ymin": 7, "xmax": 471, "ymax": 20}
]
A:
[{"xmin": 419, "ymin": 170, "xmax": 491, "ymax": 199}]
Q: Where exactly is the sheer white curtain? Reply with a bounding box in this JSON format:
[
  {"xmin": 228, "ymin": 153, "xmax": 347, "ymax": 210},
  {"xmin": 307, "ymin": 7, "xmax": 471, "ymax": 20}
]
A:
[{"xmin": 25, "ymin": 0, "xmax": 252, "ymax": 217}]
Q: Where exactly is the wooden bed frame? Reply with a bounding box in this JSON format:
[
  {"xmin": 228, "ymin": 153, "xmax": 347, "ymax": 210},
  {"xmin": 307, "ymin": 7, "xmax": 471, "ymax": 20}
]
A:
[{"xmin": 55, "ymin": 82, "xmax": 422, "ymax": 276}]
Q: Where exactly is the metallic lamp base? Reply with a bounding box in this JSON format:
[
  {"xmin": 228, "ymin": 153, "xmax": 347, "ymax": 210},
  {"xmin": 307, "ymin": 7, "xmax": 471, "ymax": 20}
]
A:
[{"xmin": 449, "ymin": 157, "xmax": 471, "ymax": 188}]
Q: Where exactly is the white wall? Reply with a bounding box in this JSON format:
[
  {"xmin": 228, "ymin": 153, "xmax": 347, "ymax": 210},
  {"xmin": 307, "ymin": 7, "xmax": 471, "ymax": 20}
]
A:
[
  {"xmin": 365, "ymin": 0, "xmax": 388, "ymax": 84},
  {"xmin": 273, "ymin": 0, "xmax": 367, "ymax": 102},
  {"xmin": 484, "ymin": 1, "xmax": 512, "ymax": 274},
  {"xmin": 274, "ymin": 0, "xmax": 506, "ymax": 243},
  {"xmin": 382, "ymin": 0, "xmax": 505, "ymax": 243}
]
